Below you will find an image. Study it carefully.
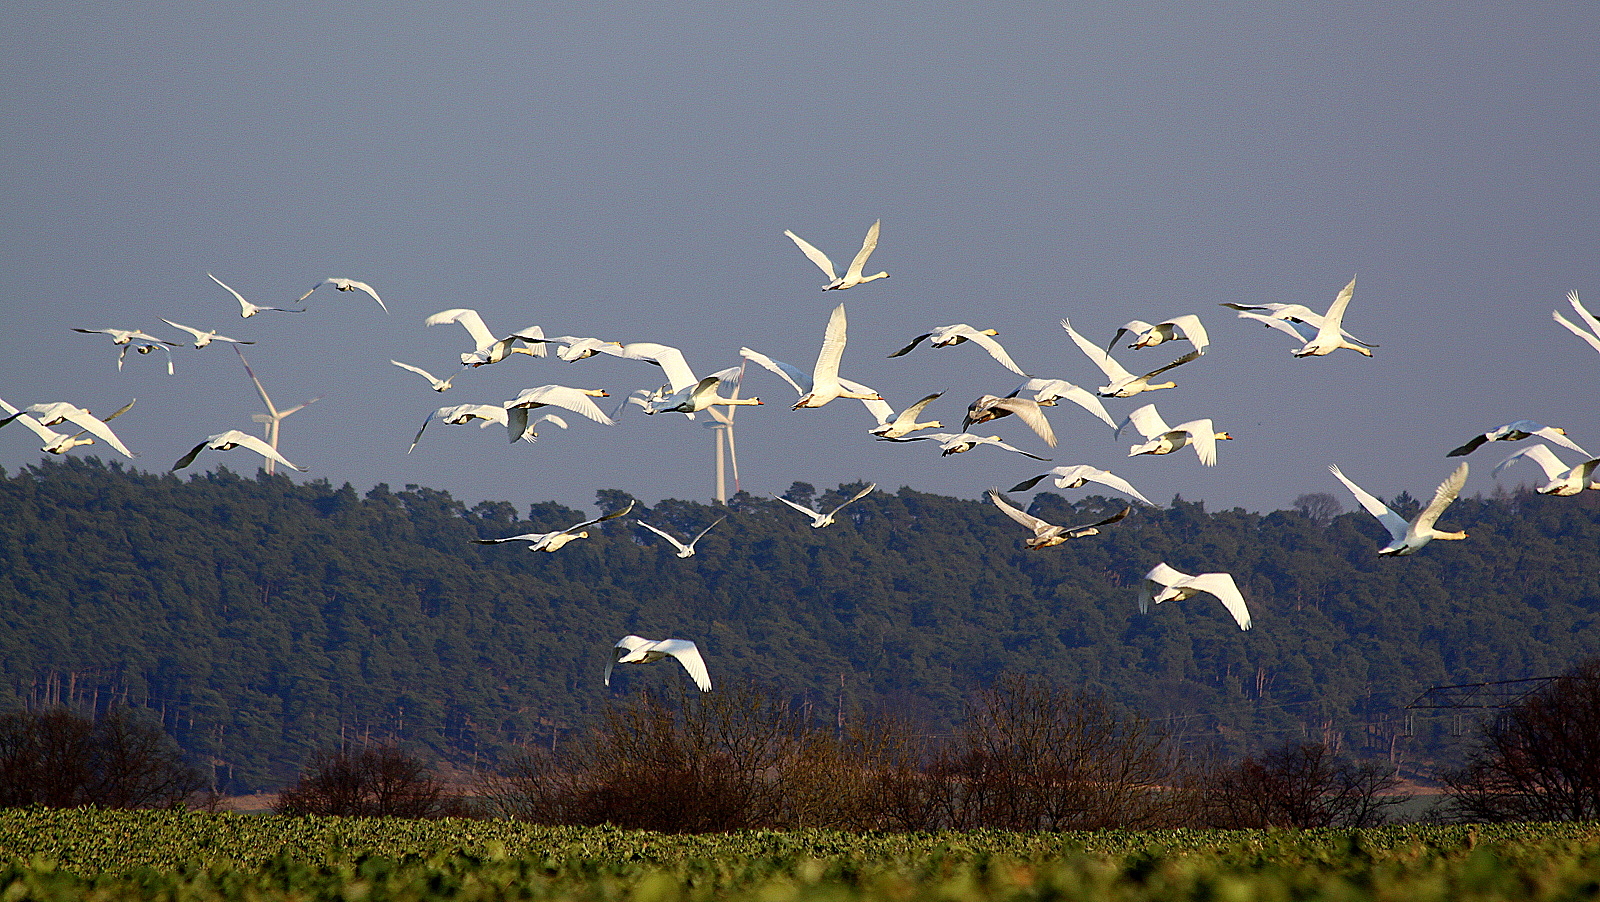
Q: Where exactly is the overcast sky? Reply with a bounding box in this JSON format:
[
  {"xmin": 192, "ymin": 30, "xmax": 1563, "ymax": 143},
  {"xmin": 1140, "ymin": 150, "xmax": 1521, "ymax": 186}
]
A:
[{"xmin": 3, "ymin": 2, "xmax": 1597, "ymax": 519}]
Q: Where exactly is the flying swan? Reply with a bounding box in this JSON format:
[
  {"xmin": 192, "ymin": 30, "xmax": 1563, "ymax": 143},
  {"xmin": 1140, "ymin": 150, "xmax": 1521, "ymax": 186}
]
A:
[
  {"xmin": 605, "ymin": 635, "xmax": 712, "ymax": 691},
  {"xmin": 1328, "ymin": 461, "xmax": 1469, "ymax": 555},
  {"xmin": 784, "ymin": 219, "xmax": 889, "ymax": 290},
  {"xmin": 773, "ymin": 483, "xmax": 876, "ymax": 528},
  {"xmin": 987, "ymin": 489, "xmax": 1130, "ymax": 548},
  {"xmin": 1140, "ymin": 563, "xmax": 1253, "ymax": 630},
  {"xmin": 473, "ymin": 500, "xmax": 636, "ymax": 552}
]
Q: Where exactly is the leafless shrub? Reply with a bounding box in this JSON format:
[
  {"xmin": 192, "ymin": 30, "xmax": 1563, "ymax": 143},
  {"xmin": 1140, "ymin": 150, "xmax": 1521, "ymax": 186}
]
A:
[
  {"xmin": 275, "ymin": 743, "xmax": 466, "ymax": 818},
  {"xmin": 1444, "ymin": 658, "xmax": 1600, "ymax": 822},
  {"xmin": 0, "ymin": 706, "xmax": 204, "ymax": 809},
  {"xmin": 1186, "ymin": 740, "xmax": 1407, "ymax": 828}
]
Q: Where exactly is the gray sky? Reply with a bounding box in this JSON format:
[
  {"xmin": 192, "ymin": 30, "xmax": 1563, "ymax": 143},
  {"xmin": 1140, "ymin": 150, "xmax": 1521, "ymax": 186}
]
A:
[{"xmin": 3, "ymin": 3, "xmax": 1598, "ymax": 518}]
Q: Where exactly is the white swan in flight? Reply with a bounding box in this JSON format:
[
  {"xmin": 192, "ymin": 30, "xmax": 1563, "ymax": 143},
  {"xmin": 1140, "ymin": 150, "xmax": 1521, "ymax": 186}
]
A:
[
  {"xmin": 636, "ymin": 517, "xmax": 726, "ymax": 558},
  {"xmin": 784, "ymin": 219, "xmax": 889, "ymax": 290},
  {"xmin": 1115, "ymin": 403, "xmax": 1231, "ymax": 466},
  {"xmin": 1061, "ymin": 318, "xmax": 1201, "ymax": 397},
  {"xmin": 408, "ymin": 404, "xmax": 564, "ymax": 453},
  {"xmin": 860, "ymin": 391, "xmax": 945, "ymax": 439},
  {"xmin": 987, "ymin": 489, "xmax": 1130, "ymax": 548},
  {"xmin": 0, "ymin": 397, "xmax": 135, "ymax": 456},
  {"xmin": 1106, "ymin": 315, "xmax": 1211, "ymax": 356},
  {"xmin": 390, "ymin": 360, "xmax": 462, "ymax": 392},
  {"xmin": 160, "ymin": 319, "xmax": 254, "ymax": 349},
  {"xmin": 15, "ymin": 402, "xmax": 138, "ymax": 458},
  {"xmin": 1221, "ymin": 299, "xmax": 1378, "ymax": 350},
  {"xmin": 1140, "ymin": 563, "xmax": 1252, "ymax": 630},
  {"xmin": 605, "ymin": 635, "xmax": 712, "ymax": 691},
  {"xmin": 1005, "ymin": 378, "xmax": 1117, "ymax": 429},
  {"xmin": 740, "ymin": 304, "xmax": 882, "ymax": 409},
  {"xmin": 425, "ymin": 308, "xmax": 548, "ymax": 366},
  {"xmin": 1447, "ymin": 420, "xmax": 1589, "ymax": 458},
  {"xmin": 1553, "ymin": 290, "xmax": 1600, "ymax": 354},
  {"xmin": 1328, "ymin": 462, "xmax": 1469, "ymax": 555},
  {"xmin": 474, "ymin": 500, "xmax": 635, "ymax": 552},
  {"xmin": 1492, "ymin": 445, "xmax": 1600, "ymax": 496},
  {"xmin": 963, "ymin": 395, "xmax": 1057, "ymax": 447},
  {"xmin": 297, "ymin": 277, "xmax": 388, "ymax": 313},
  {"xmin": 502, "ymin": 386, "xmax": 615, "ymax": 442},
  {"xmin": 888, "ymin": 324, "xmax": 1028, "ymax": 376},
  {"xmin": 1007, "ymin": 465, "xmax": 1154, "ymax": 506},
  {"xmin": 589, "ymin": 344, "xmax": 758, "ymax": 415},
  {"xmin": 886, "ymin": 432, "xmax": 1051, "ymax": 460},
  {"xmin": 172, "ymin": 429, "xmax": 307, "ymax": 472},
  {"xmin": 527, "ymin": 335, "xmax": 626, "ymax": 361},
  {"xmin": 208, "ymin": 273, "xmax": 305, "ymax": 318},
  {"xmin": 773, "ymin": 483, "xmax": 876, "ymax": 528},
  {"xmin": 72, "ymin": 327, "xmax": 180, "ymax": 373},
  {"xmin": 1233, "ymin": 276, "xmax": 1372, "ymax": 357}
]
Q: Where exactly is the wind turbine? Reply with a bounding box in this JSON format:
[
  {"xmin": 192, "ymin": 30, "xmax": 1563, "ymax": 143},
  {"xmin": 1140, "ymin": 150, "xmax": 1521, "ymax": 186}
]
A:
[
  {"xmin": 703, "ymin": 362, "xmax": 747, "ymax": 503},
  {"xmin": 234, "ymin": 347, "xmax": 322, "ymax": 475}
]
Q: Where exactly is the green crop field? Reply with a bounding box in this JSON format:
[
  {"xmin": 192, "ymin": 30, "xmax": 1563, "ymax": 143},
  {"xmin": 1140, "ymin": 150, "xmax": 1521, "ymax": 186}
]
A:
[{"xmin": 1, "ymin": 809, "xmax": 1599, "ymax": 901}]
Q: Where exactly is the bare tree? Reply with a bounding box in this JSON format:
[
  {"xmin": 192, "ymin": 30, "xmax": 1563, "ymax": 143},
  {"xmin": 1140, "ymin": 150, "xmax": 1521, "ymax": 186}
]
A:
[
  {"xmin": 1293, "ymin": 492, "xmax": 1343, "ymax": 525},
  {"xmin": 275, "ymin": 743, "xmax": 463, "ymax": 818},
  {"xmin": 934, "ymin": 675, "xmax": 1178, "ymax": 830},
  {"xmin": 1444, "ymin": 658, "xmax": 1600, "ymax": 822},
  {"xmin": 0, "ymin": 707, "xmax": 204, "ymax": 809},
  {"xmin": 1189, "ymin": 740, "xmax": 1406, "ymax": 828}
]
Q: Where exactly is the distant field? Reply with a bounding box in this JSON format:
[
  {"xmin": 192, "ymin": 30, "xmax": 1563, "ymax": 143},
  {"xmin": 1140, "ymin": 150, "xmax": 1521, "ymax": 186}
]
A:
[{"xmin": 2, "ymin": 808, "xmax": 1599, "ymax": 900}]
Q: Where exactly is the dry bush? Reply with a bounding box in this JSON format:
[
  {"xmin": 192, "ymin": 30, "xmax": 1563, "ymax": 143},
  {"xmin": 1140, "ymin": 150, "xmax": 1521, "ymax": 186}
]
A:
[
  {"xmin": 1444, "ymin": 658, "xmax": 1600, "ymax": 822},
  {"xmin": 0, "ymin": 707, "xmax": 204, "ymax": 809},
  {"xmin": 1184, "ymin": 740, "xmax": 1407, "ymax": 828},
  {"xmin": 275, "ymin": 743, "xmax": 467, "ymax": 818}
]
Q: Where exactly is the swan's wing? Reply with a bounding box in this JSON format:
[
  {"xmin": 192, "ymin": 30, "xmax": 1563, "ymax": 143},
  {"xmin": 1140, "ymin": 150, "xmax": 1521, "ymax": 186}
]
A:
[
  {"xmin": 772, "ymin": 494, "xmax": 821, "ymax": 520},
  {"xmin": 829, "ymin": 482, "xmax": 877, "ymax": 514},
  {"xmin": 960, "ymin": 329, "xmax": 1028, "ymax": 377},
  {"xmin": 1315, "ymin": 275, "xmax": 1358, "ymax": 336},
  {"xmin": 1006, "ymin": 472, "xmax": 1051, "ymax": 492},
  {"xmin": 980, "ymin": 397, "xmax": 1057, "ymax": 447},
  {"xmin": 1413, "ymin": 462, "xmax": 1469, "ymax": 532},
  {"xmin": 1329, "ymin": 464, "xmax": 1409, "ymax": 542},
  {"xmin": 49, "ymin": 407, "xmax": 135, "ymax": 459},
  {"xmin": 504, "ymin": 385, "xmax": 616, "ymax": 425},
  {"xmin": 229, "ymin": 431, "xmax": 308, "ymax": 472},
  {"xmin": 987, "ymin": 488, "xmax": 1053, "ymax": 533},
  {"xmin": 1567, "ymin": 291, "xmax": 1600, "ymax": 333},
  {"xmin": 159, "ymin": 319, "xmax": 205, "ymax": 340},
  {"xmin": 739, "ymin": 347, "xmax": 811, "ymax": 396},
  {"xmin": 1137, "ymin": 348, "xmax": 1202, "ymax": 381},
  {"xmin": 637, "ymin": 520, "xmax": 691, "ymax": 554},
  {"xmin": 856, "ymin": 394, "xmax": 896, "ymax": 426},
  {"xmin": 1116, "ymin": 403, "xmax": 1170, "ymax": 441},
  {"xmin": 170, "ymin": 439, "xmax": 211, "ymax": 471},
  {"xmin": 1068, "ymin": 505, "xmax": 1132, "ymax": 537},
  {"xmin": 1554, "ymin": 309, "xmax": 1600, "ymax": 354},
  {"xmin": 390, "ymin": 360, "xmax": 440, "ymax": 383},
  {"xmin": 407, "ymin": 410, "xmax": 438, "ymax": 453},
  {"xmin": 1447, "ymin": 433, "xmax": 1491, "ymax": 457},
  {"xmin": 659, "ymin": 639, "xmax": 712, "ymax": 691},
  {"xmin": 1492, "ymin": 444, "xmax": 1567, "ymax": 482},
  {"xmin": 842, "ymin": 219, "xmax": 881, "ymax": 281},
  {"xmin": 690, "ymin": 516, "xmax": 726, "ymax": 545},
  {"xmin": 208, "ymin": 273, "xmax": 250, "ymax": 314},
  {"xmin": 810, "ymin": 303, "xmax": 850, "ymax": 388},
  {"xmin": 572, "ymin": 500, "xmax": 636, "ymax": 533},
  {"xmin": 1188, "ymin": 572, "xmax": 1252, "ymax": 630},
  {"xmin": 886, "ymin": 391, "xmax": 944, "ymax": 429},
  {"xmin": 1022, "ymin": 379, "xmax": 1116, "ymax": 429},
  {"xmin": 784, "ymin": 229, "xmax": 839, "ymax": 279},
  {"xmin": 602, "ymin": 342, "xmax": 699, "ymax": 394},
  {"xmin": 978, "ymin": 436, "xmax": 1051, "ymax": 460},
  {"xmin": 1238, "ymin": 311, "xmax": 1316, "ymax": 342},
  {"xmin": 1106, "ymin": 320, "xmax": 1155, "ymax": 352},
  {"xmin": 1073, "ymin": 466, "xmax": 1155, "ymax": 505},
  {"xmin": 473, "ymin": 530, "xmax": 555, "ymax": 546},
  {"xmin": 887, "ymin": 333, "xmax": 934, "ymax": 359},
  {"xmin": 425, "ymin": 308, "xmax": 497, "ymax": 352},
  {"xmin": 1139, "ymin": 562, "xmax": 1189, "ymax": 613},
  {"xmin": 1163, "ymin": 315, "xmax": 1211, "ymax": 355},
  {"xmin": 1061, "ymin": 317, "xmax": 1131, "ymax": 382},
  {"xmin": 341, "ymin": 278, "xmax": 387, "ymax": 312},
  {"xmin": 1172, "ymin": 419, "xmax": 1220, "ymax": 467}
]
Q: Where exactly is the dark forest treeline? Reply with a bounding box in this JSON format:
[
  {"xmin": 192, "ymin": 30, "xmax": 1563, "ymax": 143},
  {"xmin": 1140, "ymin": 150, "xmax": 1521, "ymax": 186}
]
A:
[{"xmin": 1, "ymin": 457, "xmax": 1597, "ymax": 792}]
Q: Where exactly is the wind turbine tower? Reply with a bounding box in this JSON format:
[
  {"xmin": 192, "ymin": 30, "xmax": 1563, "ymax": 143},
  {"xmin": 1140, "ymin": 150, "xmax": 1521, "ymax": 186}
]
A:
[{"xmin": 235, "ymin": 347, "xmax": 322, "ymax": 475}]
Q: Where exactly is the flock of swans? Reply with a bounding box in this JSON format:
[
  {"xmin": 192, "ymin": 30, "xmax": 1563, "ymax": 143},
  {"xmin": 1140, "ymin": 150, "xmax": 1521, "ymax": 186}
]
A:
[{"xmin": 6, "ymin": 221, "xmax": 1600, "ymax": 693}]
